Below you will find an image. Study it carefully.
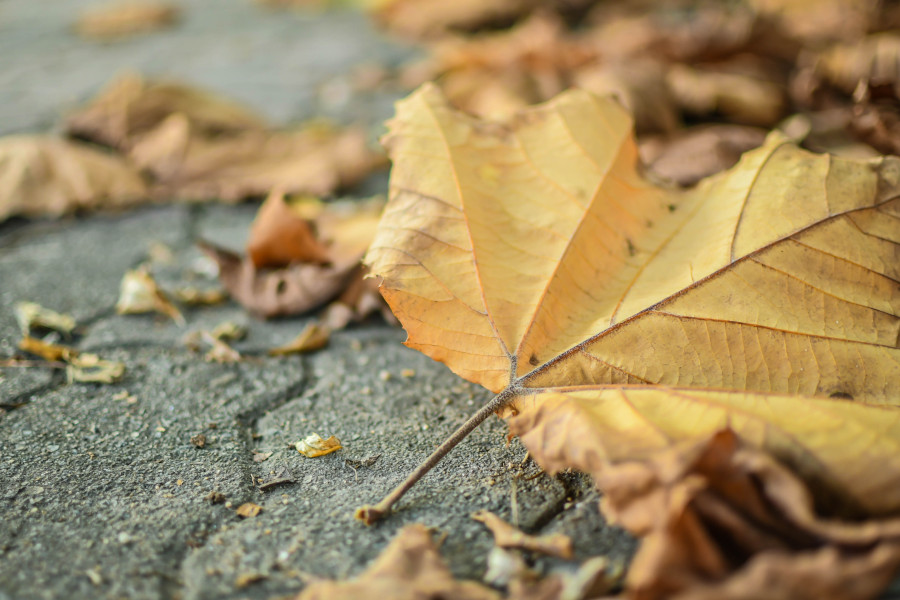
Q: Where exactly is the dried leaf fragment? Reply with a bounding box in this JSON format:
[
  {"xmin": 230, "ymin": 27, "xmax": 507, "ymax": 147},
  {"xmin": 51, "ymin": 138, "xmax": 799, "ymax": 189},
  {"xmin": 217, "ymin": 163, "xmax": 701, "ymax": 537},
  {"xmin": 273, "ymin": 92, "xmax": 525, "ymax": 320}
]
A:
[
  {"xmin": 15, "ymin": 302, "xmax": 76, "ymax": 336},
  {"xmin": 472, "ymin": 510, "xmax": 573, "ymax": 559},
  {"xmin": 268, "ymin": 323, "xmax": 330, "ymax": 356},
  {"xmin": 74, "ymin": 2, "xmax": 179, "ymax": 40},
  {"xmin": 295, "ymin": 524, "xmax": 500, "ymax": 600},
  {"xmin": 116, "ymin": 268, "xmax": 184, "ymax": 325},
  {"xmin": 236, "ymin": 502, "xmax": 263, "ymax": 518},
  {"xmin": 66, "ymin": 353, "xmax": 126, "ymax": 384},
  {"xmin": 295, "ymin": 433, "xmax": 342, "ymax": 458}
]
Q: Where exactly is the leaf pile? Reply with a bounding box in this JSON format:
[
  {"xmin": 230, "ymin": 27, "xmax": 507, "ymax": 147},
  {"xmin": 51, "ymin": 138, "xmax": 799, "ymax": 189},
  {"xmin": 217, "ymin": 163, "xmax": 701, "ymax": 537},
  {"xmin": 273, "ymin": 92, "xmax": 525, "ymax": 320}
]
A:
[
  {"xmin": 362, "ymin": 83, "xmax": 900, "ymax": 598},
  {"xmin": 0, "ymin": 74, "xmax": 386, "ymax": 223},
  {"xmin": 378, "ymin": 0, "xmax": 900, "ymax": 185}
]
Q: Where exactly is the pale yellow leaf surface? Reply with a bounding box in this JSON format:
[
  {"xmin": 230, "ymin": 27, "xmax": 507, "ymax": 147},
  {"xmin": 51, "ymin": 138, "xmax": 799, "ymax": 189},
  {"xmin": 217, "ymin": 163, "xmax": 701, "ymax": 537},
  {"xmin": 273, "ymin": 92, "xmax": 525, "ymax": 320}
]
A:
[{"xmin": 365, "ymin": 84, "xmax": 900, "ymax": 513}]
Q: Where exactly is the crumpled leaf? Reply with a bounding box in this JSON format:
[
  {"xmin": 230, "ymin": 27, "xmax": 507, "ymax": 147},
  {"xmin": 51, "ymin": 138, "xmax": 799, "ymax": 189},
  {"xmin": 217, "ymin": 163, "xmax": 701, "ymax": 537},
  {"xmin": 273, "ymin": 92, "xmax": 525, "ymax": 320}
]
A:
[
  {"xmin": 585, "ymin": 429, "xmax": 900, "ymax": 600},
  {"xmin": 74, "ymin": 2, "xmax": 179, "ymax": 40},
  {"xmin": 201, "ymin": 196, "xmax": 386, "ymax": 318},
  {"xmin": 295, "ymin": 433, "xmax": 342, "ymax": 458},
  {"xmin": 472, "ymin": 510, "xmax": 573, "ymax": 559},
  {"xmin": 15, "ymin": 302, "xmax": 76, "ymax": 336},
  {"xmin": 0, "ymin": 136, "xmax": 147, "ymax": 223},
  {"xmin": 295, "ymin": 524, "xmax": 500, "ymax": 600},
  {"xmin": 66, "ymin": 73, "xmax": 265, "ymax": 151},
  {"xmin": 115, "ymin": 267, "xmax": 184, "ymax": 325},
  {"xmin": 363, "ymin": 85, "xmax": 900, "ymax": 594}
]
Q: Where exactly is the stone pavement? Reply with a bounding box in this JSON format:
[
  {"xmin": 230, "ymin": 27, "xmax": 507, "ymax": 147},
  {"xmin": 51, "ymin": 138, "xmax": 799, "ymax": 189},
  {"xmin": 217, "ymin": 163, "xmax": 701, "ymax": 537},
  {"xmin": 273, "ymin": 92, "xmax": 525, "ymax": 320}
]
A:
[{"xmin": 0, "ymin": 3, "xmax": 635, "ymax": 599}]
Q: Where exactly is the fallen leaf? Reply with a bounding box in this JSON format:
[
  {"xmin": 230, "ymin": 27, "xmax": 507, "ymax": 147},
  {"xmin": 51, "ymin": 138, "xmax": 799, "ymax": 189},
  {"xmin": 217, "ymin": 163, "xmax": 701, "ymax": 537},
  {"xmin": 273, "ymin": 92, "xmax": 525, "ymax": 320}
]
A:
[
  {"xmin": 252, "ymin": 451, "xmax": 273, "ymax": 463},
  {"xmin": 200, "ymin": 242, "xmax": 357, "ymax": 318},
  {"xmin": 472, "ymin": 510, "xmax": 573, "ymax": 559},
  {"xmin": 183, "ymin": 330, "xmax": 241, "ymax": 363},
  {"xmin": 15, "ymin": 302, "xmax": 76, "ymax": 336},
  {"xmin": 268, "ymin": 323, "xmax": 330, "ymax": 356},
  {"xmin": 0, "ymin": 136, "xmax": 147, "ymax": 223},
  {"xmin": 295, "ymin": 523, "xmax": 500, "ymax": 600},
  {"xmin": 129, "ymin": 115, "xmax": 385, "ymax": 201},
  {"xmin": 638, "ymin": 125, "xmax": 767, "ymax": 186},
  {"xmin": 295, "ymin": 433, "xmax": 342, "ymax": 458},
  {"xmin": 74, "ymin": 1, "xmax": 179, "ymax": 40},
  {"xmin": 587, "ymin": 429, "xmax": 900, "ymax": 600},
  {"xmin": 66, "ymin": 73, "xmax": 265, "ymax": 151},
  {"xmin": 359, "ymin": 84, "xmax": 900, "ymax": 595},
  {"xmin": 115, "ymin": 267, "xmax": 184, "ymax": 325},
  {"xmin": 200, "ymin": 196, "xmax": 385, "ymax": 318},
  {"xmin": 236, "ymin": 502, "xmax": 263, "ymax": 518}
]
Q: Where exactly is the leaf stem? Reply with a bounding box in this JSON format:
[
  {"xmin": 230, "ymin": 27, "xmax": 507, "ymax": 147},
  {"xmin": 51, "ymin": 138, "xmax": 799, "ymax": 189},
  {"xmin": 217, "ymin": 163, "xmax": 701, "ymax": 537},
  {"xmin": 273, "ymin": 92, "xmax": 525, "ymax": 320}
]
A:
[{"xmin": 355, "ymin": 387, "xmax": 518, "ymax": 525}]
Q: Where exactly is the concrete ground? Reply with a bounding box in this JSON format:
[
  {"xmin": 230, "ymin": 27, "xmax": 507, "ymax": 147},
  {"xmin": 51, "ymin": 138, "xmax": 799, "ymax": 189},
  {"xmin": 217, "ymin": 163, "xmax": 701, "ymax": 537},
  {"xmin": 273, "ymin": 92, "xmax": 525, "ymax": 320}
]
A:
[{"xmin": 0, "ymin": 3, "xmax": 635, "ymax": 599}]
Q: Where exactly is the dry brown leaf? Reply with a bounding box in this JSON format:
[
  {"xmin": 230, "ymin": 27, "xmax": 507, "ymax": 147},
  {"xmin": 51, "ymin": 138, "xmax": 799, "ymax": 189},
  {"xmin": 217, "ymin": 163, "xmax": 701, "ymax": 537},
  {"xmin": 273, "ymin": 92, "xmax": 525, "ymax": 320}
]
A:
[
  {"xmin": 587, "ymin": 429, "xmax": 900, "ymax": 600},
  {"xmin": 639, "ymin": 125, "xmax": 767, "ymax": 186},
  {"xmin": 295, "ymin": 433, "xmax": 342, "ymax": 458},
  {"xmin": 184, "ymin": 330, "xmax": 242, "ymax": 363},
  {"xmin": 472, "ymin": 510, "xmax": 573, "ymax": 559},
  {"xmin": 295, "ymin": 523, "xmax": 500, "ymax": 600},
  {"xmin": 201, "ymin": 197, "xmax": 385, "ymax": 318},
  {"xmin": 200, "ymin": 242, "xmax": 357, "ymax": 318},
  {"xmin": 74, "ymin": 2, "xmax": 179, "ymax": 40},
  {"xmin": 268, "ymin": 323, "xmax": 330, "ymax": 356},
  {"xmin": 0, "ymin": 136, "xmax": 147, "ymax": 222},
  {"xmin": 359, "ymin": 85, "xmax": 900, "ymax": 599},
  {"xmin": 130, "ymin": 115, "xmax": 385, "ymax": 202},
  {"xmin": 66, "ymin": 73, "xmax": 265, "ymax": 151},
  {"xmin": 116, "ymin": 267, "xmax": 184, "ymax": 325}
]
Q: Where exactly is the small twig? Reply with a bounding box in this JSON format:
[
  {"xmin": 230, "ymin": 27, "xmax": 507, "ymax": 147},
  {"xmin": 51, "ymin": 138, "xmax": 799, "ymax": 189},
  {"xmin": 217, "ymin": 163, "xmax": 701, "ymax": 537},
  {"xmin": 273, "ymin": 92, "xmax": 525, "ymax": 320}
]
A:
[
  {"xmin": 355, "ymin": 387, "xmax": 518, "ymax": 525},
  {"xmin": 0, "ymin": 359, "xmax": 67, "ymax": 369},
  {"xmin": 511, "ymin": 477, "xmax": 520, "ymax": 527}
]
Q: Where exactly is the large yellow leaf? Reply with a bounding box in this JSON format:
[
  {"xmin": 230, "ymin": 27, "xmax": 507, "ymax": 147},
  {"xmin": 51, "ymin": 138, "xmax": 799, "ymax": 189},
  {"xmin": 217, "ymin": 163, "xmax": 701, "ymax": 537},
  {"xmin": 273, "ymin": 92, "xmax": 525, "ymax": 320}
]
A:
[{"xmin": 364, "ymin": 84, "xmax": 900, "ymax": 515}]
